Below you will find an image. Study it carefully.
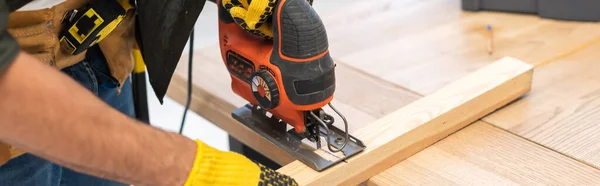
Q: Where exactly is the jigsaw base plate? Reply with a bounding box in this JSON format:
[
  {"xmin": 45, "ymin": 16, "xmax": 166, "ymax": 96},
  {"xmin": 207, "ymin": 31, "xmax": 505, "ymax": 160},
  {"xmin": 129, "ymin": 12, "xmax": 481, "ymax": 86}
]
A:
[{"xmin": 231, "ymin": 104, "xmax": 366, "ymax": 171}]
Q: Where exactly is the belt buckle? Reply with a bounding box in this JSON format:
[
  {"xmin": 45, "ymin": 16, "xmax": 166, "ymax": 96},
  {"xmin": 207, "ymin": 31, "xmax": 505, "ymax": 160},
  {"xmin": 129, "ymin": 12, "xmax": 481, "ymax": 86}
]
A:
[{"xmin": 61, "ymin": 9, "xmax": 79, "ymax": 24}]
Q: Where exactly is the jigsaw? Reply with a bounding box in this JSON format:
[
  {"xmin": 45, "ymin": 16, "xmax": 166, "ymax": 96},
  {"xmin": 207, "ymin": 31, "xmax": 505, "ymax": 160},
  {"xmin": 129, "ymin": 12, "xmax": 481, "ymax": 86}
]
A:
[{"xmin": 216, "ymin": 0, "xmax": 366, "ymax": 171}]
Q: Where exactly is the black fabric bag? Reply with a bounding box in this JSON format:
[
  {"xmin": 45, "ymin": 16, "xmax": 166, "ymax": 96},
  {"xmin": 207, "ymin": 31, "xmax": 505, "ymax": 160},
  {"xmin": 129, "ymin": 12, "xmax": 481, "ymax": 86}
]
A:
[{"xmin": 135, "ymin": 0, "xmax": 207, "ymax": 103}]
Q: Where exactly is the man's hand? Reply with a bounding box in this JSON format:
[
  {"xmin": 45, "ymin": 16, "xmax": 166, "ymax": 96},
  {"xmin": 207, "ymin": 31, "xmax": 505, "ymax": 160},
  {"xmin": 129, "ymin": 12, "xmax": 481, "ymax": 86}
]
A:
[
  {"xmin": 256, "ymin": 163, "xmax": 299, "ymax": 185},
  {"xmin": 183, "ymin": 140, "xmax": 298, "ymax": 186}
]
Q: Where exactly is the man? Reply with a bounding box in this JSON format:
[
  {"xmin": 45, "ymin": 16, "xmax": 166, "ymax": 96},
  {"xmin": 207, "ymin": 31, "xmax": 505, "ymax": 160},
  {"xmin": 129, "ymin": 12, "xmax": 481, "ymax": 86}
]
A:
[{"xmin": 0, "ymin": 0, "xmax": 299, "ymax": 185}]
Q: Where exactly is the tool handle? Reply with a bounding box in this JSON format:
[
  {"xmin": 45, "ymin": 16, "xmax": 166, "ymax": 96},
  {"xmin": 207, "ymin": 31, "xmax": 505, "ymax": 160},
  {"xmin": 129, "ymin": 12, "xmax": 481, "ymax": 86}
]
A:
[
  {"xmin": 272, "ymin": 0, "xmax": 328, "ymax": 59},
  {"xmin": 270, "ymin": 0, "xmax": 335, "ymax": 107}
]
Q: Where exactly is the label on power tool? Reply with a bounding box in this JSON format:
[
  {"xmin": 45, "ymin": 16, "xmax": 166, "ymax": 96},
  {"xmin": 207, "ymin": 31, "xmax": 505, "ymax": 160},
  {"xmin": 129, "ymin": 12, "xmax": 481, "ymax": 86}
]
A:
[
  {"xmin": 259, "ymin": 65, "xmax": 277, "ymax": 79},
  {"xmin": 226, "ymin": 50, "xmax": 255, "ymax": 83}
]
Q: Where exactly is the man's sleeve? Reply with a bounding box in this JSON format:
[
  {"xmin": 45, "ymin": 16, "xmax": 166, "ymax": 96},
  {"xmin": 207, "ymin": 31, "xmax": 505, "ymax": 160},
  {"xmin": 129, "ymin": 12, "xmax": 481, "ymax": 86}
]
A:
[{"xmin": 0, "ymin": 0, "xmax": 20, "ymax": 75}]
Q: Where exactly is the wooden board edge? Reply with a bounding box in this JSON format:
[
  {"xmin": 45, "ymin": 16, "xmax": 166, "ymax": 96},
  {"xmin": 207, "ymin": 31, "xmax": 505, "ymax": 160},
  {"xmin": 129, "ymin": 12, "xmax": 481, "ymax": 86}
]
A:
[
  {"xmin": 365, "ymin": 120, "xmax": 600, "ymax": 185},
  {"xmin": 277, "ymin": 57, "xmax": 534, "ymax": 186},
  {"xmin": 166, "ymin": 74, "xmax": 296, "ymax": 165}
]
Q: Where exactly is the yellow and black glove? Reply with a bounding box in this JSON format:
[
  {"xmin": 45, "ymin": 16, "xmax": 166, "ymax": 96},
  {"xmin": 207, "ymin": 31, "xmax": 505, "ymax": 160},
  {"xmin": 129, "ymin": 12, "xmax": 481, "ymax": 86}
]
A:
[
  {"xmin": 183, "ymin": 140, "xmax": 298, "ymax": 186},
  {"xmin": 221, "ymin": 0, "xmax": 313, "ymax": 40}
]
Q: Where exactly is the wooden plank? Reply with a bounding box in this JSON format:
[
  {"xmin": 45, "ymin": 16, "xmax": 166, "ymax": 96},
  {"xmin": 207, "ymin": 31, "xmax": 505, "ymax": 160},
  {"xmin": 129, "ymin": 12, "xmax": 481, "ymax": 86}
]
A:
[
  {"xmin": 166, "ymin": 46, "xmax": 420, "ymax": 165},
  {"xmin": 368, "ymin": 121, "xmax": 600, "ymax": 185},
  {"xmin": 320, "ymin": 0, "xmax": 600, "ymax": 95},
  {"xmin": 277, "ymin": 57, "xmax": 534, "ymax": 185},
  {"xmin": 483, "ymin": 41, "xmax": 600, "ymax": 168}
]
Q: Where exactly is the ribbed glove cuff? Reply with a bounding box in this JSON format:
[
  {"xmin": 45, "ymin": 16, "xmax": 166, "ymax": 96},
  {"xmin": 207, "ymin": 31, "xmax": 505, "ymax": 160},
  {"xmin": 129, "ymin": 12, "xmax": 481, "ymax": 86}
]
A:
[{"xmin": 184, "ymin": 140, "xmax": 261, "ymax": 186}]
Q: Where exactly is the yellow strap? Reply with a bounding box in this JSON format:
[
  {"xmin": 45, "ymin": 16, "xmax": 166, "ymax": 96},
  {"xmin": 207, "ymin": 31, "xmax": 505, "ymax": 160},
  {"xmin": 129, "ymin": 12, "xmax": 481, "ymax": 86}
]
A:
[
  {"xmin": 118, "ymin": 0, "xmax": 134, "ymax": 11},
  {"xmin": 96, "ymin": 0, "xmax": 135, "ymax": 46},
  {"xmin": 132, "ymin": 48, "xmax": 146, "ymax": 73}
]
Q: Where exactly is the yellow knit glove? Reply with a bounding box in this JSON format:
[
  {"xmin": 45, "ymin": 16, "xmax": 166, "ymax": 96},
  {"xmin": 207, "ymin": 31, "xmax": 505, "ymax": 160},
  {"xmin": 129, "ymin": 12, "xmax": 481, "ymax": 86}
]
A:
[
  {"xmin": 184, "ymin": 140, "xmax": 298, "ymax": 186},
  {"xmin": 221, "ymin": 0, "xmax": 314, "ymax": 39}
]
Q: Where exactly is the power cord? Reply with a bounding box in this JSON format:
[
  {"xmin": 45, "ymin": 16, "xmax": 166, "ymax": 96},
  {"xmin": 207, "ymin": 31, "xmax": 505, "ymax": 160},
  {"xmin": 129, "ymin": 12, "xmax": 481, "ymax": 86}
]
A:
[{"xmin": 179, "ymin": 29, "xmax": 194, "ymax": 134}]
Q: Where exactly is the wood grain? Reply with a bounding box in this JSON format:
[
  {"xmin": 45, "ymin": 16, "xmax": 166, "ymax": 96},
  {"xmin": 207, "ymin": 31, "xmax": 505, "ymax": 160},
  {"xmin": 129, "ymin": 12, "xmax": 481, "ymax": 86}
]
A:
[
  {"xmin": 483, "ymin": 42, "xmax": 600, "ymax": 168},
  {"xmin": 319, "ymin": 0, "xmax": 600, "ymax": 95},
  {"xmin": 166, "ymin": 46, "xmax": 420, "ymax": 165},
  {"xmin": 277, "ymin": 57, "xmax": 533, "ymax": 186},
  {"xmin": 368, "ymin": 121, "xmax": 600, "ymax": 185}
]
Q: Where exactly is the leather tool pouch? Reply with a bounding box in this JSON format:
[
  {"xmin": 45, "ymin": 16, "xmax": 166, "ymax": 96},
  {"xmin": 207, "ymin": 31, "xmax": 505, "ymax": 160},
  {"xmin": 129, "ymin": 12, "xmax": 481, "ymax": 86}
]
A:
[
  {"xmin": 7, "ymin": 0, "xmax": 89, "ymax": 69},
  {"xmin": 0, "ymin": 142, "xmax": 23, "ymax": 166},
  {"xmin": 5, "ymin": 0, "xmax": 135, "ymax": 87},
  {"xmin": 0, "ymin": 143, "xmax": 11, "ymax": 166},
  {"xmin": 99, "ymin": 10, "xmax": 135, "ymax": 91},
  {"xmin": 0, "ymin": 0, "xmax": 136, "ymax": 166}
]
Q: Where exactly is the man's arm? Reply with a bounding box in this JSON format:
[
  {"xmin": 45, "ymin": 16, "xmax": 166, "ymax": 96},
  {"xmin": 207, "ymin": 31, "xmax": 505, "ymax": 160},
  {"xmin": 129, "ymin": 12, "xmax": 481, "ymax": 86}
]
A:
[
  {"xmin": 0, "ymin": 51, "xmax": 197, "ymax": 185},
  {"xmin": 0, "ymin": 1, "xmax": 299, "ymax": 185}
]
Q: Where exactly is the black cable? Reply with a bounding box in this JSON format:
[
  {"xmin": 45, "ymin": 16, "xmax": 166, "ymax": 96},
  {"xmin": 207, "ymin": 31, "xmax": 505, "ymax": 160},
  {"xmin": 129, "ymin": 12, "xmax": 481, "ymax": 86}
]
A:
[{"xmin": 179, "ymin": 29, "xmax": 194, "ymax": 134}]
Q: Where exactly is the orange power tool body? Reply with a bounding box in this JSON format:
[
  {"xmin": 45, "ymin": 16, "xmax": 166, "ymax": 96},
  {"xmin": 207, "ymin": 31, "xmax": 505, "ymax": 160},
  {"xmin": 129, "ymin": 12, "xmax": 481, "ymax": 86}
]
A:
[{"xmin": 216, "ymin": 0, "xmax": 365, "ymax": 171}]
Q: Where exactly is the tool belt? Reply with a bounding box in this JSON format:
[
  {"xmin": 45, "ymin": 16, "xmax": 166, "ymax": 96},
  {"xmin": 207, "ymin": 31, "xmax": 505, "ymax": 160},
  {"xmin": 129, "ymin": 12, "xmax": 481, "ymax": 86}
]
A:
[{"xmin": 0, "ymin": 0, "xmax": 137, "ymax": 166}]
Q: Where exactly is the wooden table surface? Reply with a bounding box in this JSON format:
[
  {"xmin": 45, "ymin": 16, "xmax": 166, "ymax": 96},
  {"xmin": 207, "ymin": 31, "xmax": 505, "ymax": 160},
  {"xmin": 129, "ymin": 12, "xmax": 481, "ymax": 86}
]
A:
[{"xmin": 167, "ymin": 0, "xmax": 600, "ymax": 184}]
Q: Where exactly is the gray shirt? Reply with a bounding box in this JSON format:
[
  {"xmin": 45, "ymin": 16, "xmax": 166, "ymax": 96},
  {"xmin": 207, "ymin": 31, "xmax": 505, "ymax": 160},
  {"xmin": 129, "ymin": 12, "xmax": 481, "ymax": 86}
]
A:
[{"xmin": 0, "ymin": 0, "xmax": 20, "ymax": 75}]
